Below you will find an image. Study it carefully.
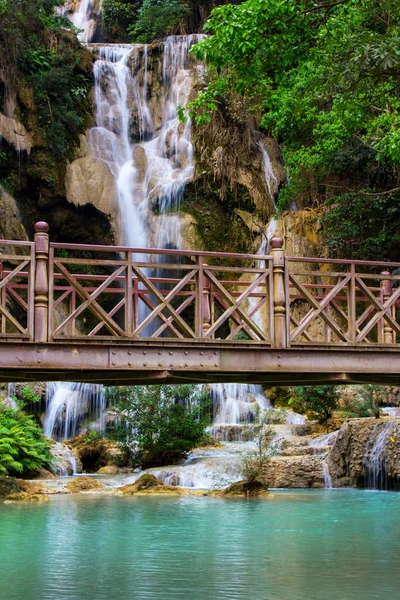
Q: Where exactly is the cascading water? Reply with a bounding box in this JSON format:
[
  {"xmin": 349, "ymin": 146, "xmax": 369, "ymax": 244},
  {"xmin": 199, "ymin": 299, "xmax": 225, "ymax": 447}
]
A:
[
  {"xmin": 88, "ymin": 35, "xmax": 202, "ymax": 250},
  {"xmin": 60, "ymin": 0, "xmax": 101, "ymax": 43},
  {"xmin": 363, "ymin": 421, "xmax": 396, "ymax": 490},
  {"xmin": 44, "ymin": 382, "xmax": 106, "ymax": 441}
]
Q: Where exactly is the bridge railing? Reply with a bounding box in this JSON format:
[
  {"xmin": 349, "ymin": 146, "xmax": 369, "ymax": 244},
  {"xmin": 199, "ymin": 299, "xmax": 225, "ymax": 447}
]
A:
[
  {"xmin": 0, "ymin": 222, "xmax": 399, "ymax": 348},
  {"xmin": 286, "ymin": 256, "xmax": 400, "ymax": 347},
  {"xmin": 0, "ymin": 238, "xmax": 35, "ymax": 341},
  {"xmin": 48, "ymin": 236, "xmax": 274, "ymax": 344}
]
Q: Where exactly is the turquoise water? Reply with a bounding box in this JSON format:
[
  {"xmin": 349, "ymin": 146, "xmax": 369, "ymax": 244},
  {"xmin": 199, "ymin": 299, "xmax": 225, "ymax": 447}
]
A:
[{"xmin": 0, "ymin": 490, "xmax": 399, "ymax": 600}]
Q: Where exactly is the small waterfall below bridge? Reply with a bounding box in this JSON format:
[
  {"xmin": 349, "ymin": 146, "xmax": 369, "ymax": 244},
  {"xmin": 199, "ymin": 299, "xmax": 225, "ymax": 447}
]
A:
[{"xmin": 44, "ymin": 382, "xmax": 106, "ymax": 441}]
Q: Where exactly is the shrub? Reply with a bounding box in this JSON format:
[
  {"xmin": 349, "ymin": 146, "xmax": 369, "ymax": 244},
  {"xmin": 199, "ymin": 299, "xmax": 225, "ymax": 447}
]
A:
[
  {"xmin": 0, "ymin": 405, "xmax": 53, "ymax": 475},
  {"xmin": 106, "ymin": 384, "xmax": 211, "ymax": 469},
  {"xmin": 289, "ymin": 385, "xmax": 340, "ymax": 423},
  {"xmin": 241, "ymin": 426, "xmax": 275, "ymax": 483}
]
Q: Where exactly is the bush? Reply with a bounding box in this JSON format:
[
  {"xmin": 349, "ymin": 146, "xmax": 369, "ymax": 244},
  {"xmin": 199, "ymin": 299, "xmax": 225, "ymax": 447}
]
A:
[
  {"xmin": 106, "ymin": 384, "xmax": 211, "ymax": 469},
  {"xmin": 289, "ymin": 385, "xmax": 340, "ymax": 423},
  {"xmin": 241, "ymin": 426, "xmax": 275, "ymax": 483},
  {"xmin": 339, "ymin": 385, "xmax": 386, "ymax": 418},
  {"xmin": 0, "ymin": 405, "xmax": 53, "ymax": 475}
]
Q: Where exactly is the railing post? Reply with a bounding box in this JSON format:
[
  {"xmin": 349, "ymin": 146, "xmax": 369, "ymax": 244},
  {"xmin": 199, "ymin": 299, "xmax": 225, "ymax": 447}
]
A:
[
  {"xmin": 380, "ymin": 271, "xmax": 394, "ymax": 344},
  {"xmin": 203, "ymin": 275, "xmax": 211, "ymax": 335},
  {"xmin": 34, "ymin": 221, "xmax": 49, "ymax": 343},
  {"xmin": 271, "ymin": 237, "xmax": 286, "ymax": 348}
]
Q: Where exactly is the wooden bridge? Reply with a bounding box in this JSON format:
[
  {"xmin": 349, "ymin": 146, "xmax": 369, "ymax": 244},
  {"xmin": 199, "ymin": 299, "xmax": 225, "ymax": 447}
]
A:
[{"xmin": 0, "ymin": 222, "xmax": 399, "ymax": 385}]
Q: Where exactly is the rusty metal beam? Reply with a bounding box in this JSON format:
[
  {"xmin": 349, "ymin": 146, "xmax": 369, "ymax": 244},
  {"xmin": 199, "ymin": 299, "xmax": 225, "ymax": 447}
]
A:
[{"xmin": 0, "ymin": 342, "xmax": 399, "ymax": 385}]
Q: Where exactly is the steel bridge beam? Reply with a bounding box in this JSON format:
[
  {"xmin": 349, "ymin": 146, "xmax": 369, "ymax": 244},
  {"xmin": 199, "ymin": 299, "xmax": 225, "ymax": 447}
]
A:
[{"xmin": 0, "ymin": 342, "xmax": 398, "ymax": 385}]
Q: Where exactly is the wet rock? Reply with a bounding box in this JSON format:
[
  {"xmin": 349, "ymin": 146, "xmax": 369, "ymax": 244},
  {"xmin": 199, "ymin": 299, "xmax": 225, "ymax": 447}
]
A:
[
  {"xmin": 116, "ymin": 474, "xmax": 187, "ymax": 496},
  {"xmin": 28, "ymin": 468, "xmax": 56, "ymax": 480},
  {"xmin": 220, "ymin": 479, "xmax": 270, "ymax": 497},
  {"xmin": 0, "ymin": 476, "xmax": 20, "ymax": 497},
  {"xmin": 65, "ymin": 156, "xmax": 118, "ymax": 237},
  {"xmin": 327, "ymin": 417, "xmax": 400, "ymax": 489},
  {"xmin": 17, "ymin": 480, "xmax": 48, "ymax": 495},
  {"xmin": 265, "ymin": 456, "xmax": 325, "ymax": 488},
  {"xmin": 97, "ymin": 465, "xmax": 119, "ymax": 475},
  {"xmin": 66, "ymin": 476, "xmax": 106, "ymax": 493},
  {"xmin": 0, "ymin": 113, "xmax": 32, "ymax": 153},
  {"xmin": 4, "ymin": 492, "xmax": 48, "ymax": 502},
  {"xmin": 0, "ymin": 187, "xmax": 28, "ymax": 243},
  {"xmin": 68, "ymin": 434, "xmax": 124, "ymax": 472}
]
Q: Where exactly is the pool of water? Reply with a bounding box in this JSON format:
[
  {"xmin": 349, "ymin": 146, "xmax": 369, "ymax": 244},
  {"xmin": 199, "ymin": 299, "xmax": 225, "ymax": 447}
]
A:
[{"xmin": 1, "ymin": 489, "xmax": 399, "ymax": 600}]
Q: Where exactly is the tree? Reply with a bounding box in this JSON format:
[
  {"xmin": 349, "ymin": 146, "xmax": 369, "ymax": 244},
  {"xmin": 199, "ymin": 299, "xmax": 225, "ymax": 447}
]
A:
[
  {"xmin": 289, "ymin": 385, "xmax": 340, "ymax": 422},
  {"xmin": 185, "ymin": 0, "xmax": 400, "ymax": 260},
  {"xmin": 128, "ymin": 0, "xmax": 190, "ymax": 43},
  {"xmin": 106, "ymin": 384, "xmax": 211, "ymax": 468}
]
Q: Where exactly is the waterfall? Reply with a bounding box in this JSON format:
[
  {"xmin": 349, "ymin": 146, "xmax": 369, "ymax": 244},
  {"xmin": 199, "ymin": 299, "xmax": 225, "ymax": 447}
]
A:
[
  {"xmin": 364, "ymin": 421, "xmax": 396, "ymax": 490},
  {"xmin": 61, "ymin": 0, "xmax": 101, "ymax": 43},
  {"xmin": 211, "ymin": 383, "xmax": 271, "ymax": 425},
  {"xmin": 43, "ymin": 382, "xmax": 106, "ymax": 441},
  {"xmin": 88, "ymin": 35, "xmax": 202, "ymax": 250}
]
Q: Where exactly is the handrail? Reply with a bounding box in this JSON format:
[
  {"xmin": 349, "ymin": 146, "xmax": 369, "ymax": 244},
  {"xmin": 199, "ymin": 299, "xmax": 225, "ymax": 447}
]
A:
[{"xmin": 0, "ymin": 222, "xmax": 399, "ymax": 348}]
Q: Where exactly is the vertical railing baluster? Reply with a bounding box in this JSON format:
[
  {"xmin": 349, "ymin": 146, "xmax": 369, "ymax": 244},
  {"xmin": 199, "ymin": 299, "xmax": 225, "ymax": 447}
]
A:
[
  {"xmin": 34, "ymin": 222, "xmax": 49, "ymax": 343},
  {"xmin": 125, "ymin": 251, "xmax": 133, "ymax": 336},
  {"xmin": 381, "ymin": 271, "xmax": 394, "ymax": 345},
  {"xmin": 203, "ymin": 273, "xmax": 211, "ymax": 337},
  {"xmin": 0, "ymin": 262, "xmax": 4, "ymax": 334},
  {"xmin": 71, "ymin": 290, "xmax": 76, "ymax": 337},
  {"xmin": 195, "ymin": 255, "xmax": 203, "ymax": 338},
  {"xmin": 349, "ymin": 264, "xmax": 356, "ymax": 344},
  {"xmin": 271, "ymin": 237, "xmax": 287, "ymax": 349}
]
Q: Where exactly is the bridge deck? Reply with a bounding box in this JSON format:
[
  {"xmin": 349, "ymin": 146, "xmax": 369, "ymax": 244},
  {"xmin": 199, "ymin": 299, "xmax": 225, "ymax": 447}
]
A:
[{"xmin": 0, "ymin": 222, "xmax": 399, "ymax": 385}]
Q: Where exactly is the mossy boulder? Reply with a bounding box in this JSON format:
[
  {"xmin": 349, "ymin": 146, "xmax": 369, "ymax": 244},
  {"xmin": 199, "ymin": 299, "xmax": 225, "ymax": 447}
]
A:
[
  {"xmin": 220, "ymin": 479, "xmax": 270, "ymax": 497},
  {"xmin": 17, "ymin": 480, "xmax": 47, "ymax": 495},
  {"xmin": 96, "ymin": 466, "xmax": 119, "ymax": 475},
  {"xmin": 66, "ymin": 476, "xmax": 106, "ymax": 493},
  {"xmin": 4, "ymin": 492, "xmax": 48, "ymax": 502},
  {"xmin": 0, "ymin": 477, "xmax": 20, "ymax": 497},
  {"xmin": 116, "ymin": 474, "xmax": 187, "ymax": 496}
]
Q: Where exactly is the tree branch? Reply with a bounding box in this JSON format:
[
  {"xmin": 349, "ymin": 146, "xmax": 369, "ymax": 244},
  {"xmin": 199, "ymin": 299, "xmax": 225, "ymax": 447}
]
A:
[{"xmin": 287, "ymin": 0, "xmax": 350, "ymax": 23}]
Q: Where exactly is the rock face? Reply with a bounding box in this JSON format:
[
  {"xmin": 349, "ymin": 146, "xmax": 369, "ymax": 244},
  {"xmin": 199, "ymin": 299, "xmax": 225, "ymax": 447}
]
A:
[
  {"xmin": 0, "ymin": 113, "xmax": 32, "ymax": 154},
  {"xmin": 327, "ymin": 417, "xmax": 400, "ymax": 489},
  {"xmin": 65, "ymin": 156, "xmax": 118, "ymax": 237},
  {"xmin": 68, "ymin": 434, "xmax": 124, "ymax": 472},
  {"xmin": 265, "ymin": 456, "xmax": 325, "ymax": 488},
  {"xmin": 0, "ymin": 187, "xmax": 28, "ymax": 243}
]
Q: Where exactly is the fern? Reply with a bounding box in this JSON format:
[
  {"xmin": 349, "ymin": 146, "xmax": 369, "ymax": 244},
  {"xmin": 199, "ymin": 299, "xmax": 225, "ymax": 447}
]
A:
[{"xmin": 0, "ymin": 406, "xmax": 53, "ymax": 476}]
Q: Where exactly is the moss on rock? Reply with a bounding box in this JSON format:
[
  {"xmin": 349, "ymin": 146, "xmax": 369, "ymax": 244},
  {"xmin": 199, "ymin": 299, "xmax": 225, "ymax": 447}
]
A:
[{"xmin": 66, "ymin": 476, "xmax": 106, "ymax": 493}]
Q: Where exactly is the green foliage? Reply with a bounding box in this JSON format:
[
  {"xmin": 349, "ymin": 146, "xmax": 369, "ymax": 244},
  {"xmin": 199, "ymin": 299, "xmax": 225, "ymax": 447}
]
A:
[
  {"xmin": 322, "ymin": 191, "xmax": 400, "ymax": 261},
  {"xmin": 187, "ymin": 0, "xmax": 400, "ymax": 260},
  {"xmin": 0, "ymin": 405, "xmax": 53, "ymax": 475},
  {"xmin": 0, "ymin": 0, "xmax": 91, "ymax": 175},
  {"xmin": 106, "ymin": 384, "xmax": 211, "ymax": 468},
  {"xmin": 289, "ymin": 385, "xmax": 340, "ymax": 423},
  {"xmin": 103, "ymin": 0, "xmax": 141, "ymax": 40},
  {"xmin": 129, "ymin": 0, "xmax": 190, "ymax": 43},
  {"xmin": 20, "ymin": 385, "xmax": 41, "ymax": 406},
  {"xmin": 339, "ymin": 385, "xmax": 387, "ymax": 418}
]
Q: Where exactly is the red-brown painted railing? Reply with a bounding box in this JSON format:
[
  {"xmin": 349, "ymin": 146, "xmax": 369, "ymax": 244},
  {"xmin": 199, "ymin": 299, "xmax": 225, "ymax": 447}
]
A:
[{"xmin": 0, "ymin": 222, "xmax": 399, "ymax": 348}]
